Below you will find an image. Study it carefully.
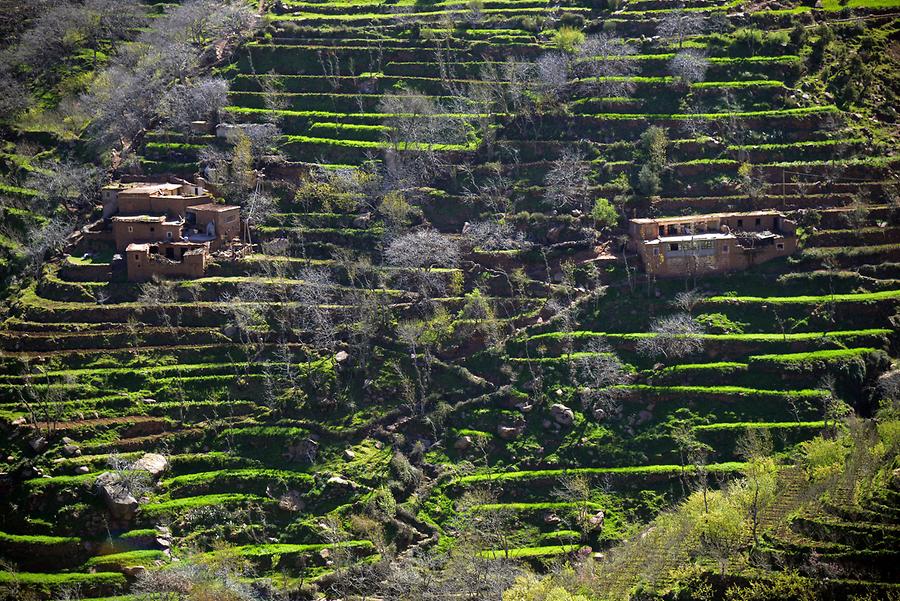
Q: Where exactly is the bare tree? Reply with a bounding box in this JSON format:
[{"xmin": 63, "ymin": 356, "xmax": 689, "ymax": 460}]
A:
[
  {"xmin": 576, "ymin": 34, "xmax": 638, "ymax": 98},
  {"xmin": 534, "ymin": 52, "xmax": 572, "ymax": 104},
  {"xmin": 657, "ymin": 8, "xmax": 706, "ymax": 49},
  {"xmin": 23, "ymin": 215, "xmax": 75, "ymax": 274},
  {"xmin": 385, "ymin": 230, "xmax": 460, "ymax": 271},
  {"xmin": 636, "ymin": 313, "xmax": 705, "ymax": 361},
  {"xmin": 575, "ymin": 340, "xmax": 631, "ymax": 421},
  {"xmin": 462, "ymin": 220, "xmax": 527, "ymax": 252},
  {"xmin": 380, "ymin": 89, "xmax": 469, "ymax": 188},
  {"xmin": 669, "ymin": 49, "xmax": 709, "ymax": 86},
  {"xmin": 83, "ymin": 0, "xmax": 260, "ymax": 154},
  {"xmin": 158, "ymin": 76, "xmax": 229, "ymax": 134},
  {"xmin": 138, "ymin": 277, "xmax": 180, "ymax": 330},
  {"xmin": 241, "ymin": 187, "xmax": 277, "ymax": 247},
  {"xmin": 27, "ymin": 161, "xmax": 105, "ymax": 213},
  {"xmin": 544, "ymin": 147, "xmax": 592, "ymax": 212}
]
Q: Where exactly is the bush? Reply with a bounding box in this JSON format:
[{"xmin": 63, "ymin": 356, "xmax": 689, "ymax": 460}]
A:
[
  {"xmin": 591, "ymin": 197, "xmax": 618, "ymax": 229},
  {"xmin": 552, "ymin": 27, "xmax": 585, "ymax": 54}
]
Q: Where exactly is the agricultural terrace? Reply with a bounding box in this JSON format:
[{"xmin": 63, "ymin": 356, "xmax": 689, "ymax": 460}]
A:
[{"xmin": 0, "ymin": 0, "xmax": 898, "ymax": 599}]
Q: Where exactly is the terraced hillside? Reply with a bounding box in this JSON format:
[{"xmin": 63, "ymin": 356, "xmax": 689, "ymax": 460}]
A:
[{"xmin": 0, "ymin": 0, "xmax": 899, "ymax": 599}]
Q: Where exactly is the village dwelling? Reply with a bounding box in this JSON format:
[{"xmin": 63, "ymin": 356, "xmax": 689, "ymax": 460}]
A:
[
  {"xmin": 111, "ymin": 215, "xmax": 185, "ymax": 252},
  {"xmin": 628, "ymin": 211, "xmax": 798, "ymax": 278},
  {"xmin": 101, "ymin": 181, "xmax": 208, "ymax": 219},
  {"xmin": 126, "ymin": 242, "xmax": 209, "ymax": 282},
  {"xmin": 93, "ymin": 179, "xmax": 247, "ymax": 281},
  {"xmin": 185, "ymin": 203, "xmax": 241, "ymax": 250}
]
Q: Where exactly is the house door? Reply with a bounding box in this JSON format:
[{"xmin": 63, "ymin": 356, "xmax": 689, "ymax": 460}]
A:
[
  {"xmin": 206, "ymin": 222, "xmax": 216, "ymax": 237},
  {"xmin": 165, "ymin": 247, "xmax": 175, "ymax": 260}
]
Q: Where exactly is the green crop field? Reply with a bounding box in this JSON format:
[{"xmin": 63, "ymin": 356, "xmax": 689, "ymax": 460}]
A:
[{"xmin": 0, "ymin": 0, "xmax": 898, "ymax": 599}]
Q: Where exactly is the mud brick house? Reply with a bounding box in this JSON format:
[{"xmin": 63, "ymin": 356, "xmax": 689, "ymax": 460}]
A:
[
  {"xmin": 126, "ymin": 242, "xmax": 209, "ymax": 282},
  {"xmin": 185, "ymin": 203, "xmax": 241, "ymax": 250},
  {"xmin": 629, "ymin": 211, "xmax": 798, "ymax": 277},
  {"xmin": 111, "ymin": 215, "xmax": 185, "ymax": 252},
  {"xmin": 102, "ymin": 182, "xmax": 208, "ymax": 219},
  {"xmin": 97, "ymin": 179, "xmax": 244, "ymax": 281}
]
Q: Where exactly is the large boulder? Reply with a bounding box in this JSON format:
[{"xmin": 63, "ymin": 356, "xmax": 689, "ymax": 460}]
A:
[
  {"xmin": 550, "ymin": 403, "xmax": 575, "ymax": 427},
  {"xmin": 132, "ymin": 453, "xmax": 169, "ymax": 478},
  {"xmin": 95, "ymin": 472, "xmax": 138, "ymax": 521},
  {"xmin": 284, "ymin": 438, "xmax": 319, "ymax": 463},
  {"xmin": 454, "ymin": 435, "xmax": 474, "ymax": 451}
]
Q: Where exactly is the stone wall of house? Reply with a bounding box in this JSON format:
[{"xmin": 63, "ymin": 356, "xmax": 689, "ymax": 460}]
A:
[
  {"xmin": 113, "ymin": 221, "xmax": 183, "ymax": 252},
  {"xmin": 126, "ymin": 249, "xmax": 207, "ymax": 282}
]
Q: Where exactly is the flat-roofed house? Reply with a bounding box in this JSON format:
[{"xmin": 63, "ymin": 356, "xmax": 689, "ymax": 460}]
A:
[
  {"xmin": 184, "ymin": 203, "xmax": 242, "ymax": 250},
  {"xmin": 111, "ymin": 215, "xmax": 185, "ymax": 252},
  {"xmin": 628, "ymin": 211, "xmax": 797, "ymax": 277},
  {"xmin": 125, "ymin": 242, "xmax": 209, "ymax": 282},
  {"xmin": 112, "ymin": 182, "xmax": 210, "ymax": 217}
]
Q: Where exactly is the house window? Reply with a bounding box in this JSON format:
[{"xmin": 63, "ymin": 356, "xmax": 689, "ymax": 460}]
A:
[
  {"xmin": 755, "ymin": 218, "xmax": 761, "ymax": 226},
  {"xmin": 776, "ymin": 243, "xmax": 784, "ymax": 250},
  {"xmin": 128, "ymin": 226, "xmax": 134, "ymax": 233},
  {"xmin": 227, "ymin": 214, "xmax": 237, "ymax": 222},
  {"xmin": 670, "ymin": 243, "xmax": 679, "ymax": 251},
  {"xmin": 722, "ymin": 245, "xmax": 729, "ymax": 253},
  {"xmin": 653, "ymin": 248, "xmax": 659, "ymax": 256},
  {"xmin": 736, "ymin": 219, "xmax": 743, "ymax": 228},
  {"xmin": 166, "ymin": 231, "xmax": 173, "ymax": 240},
  {"xmin": 701, "ymin": 241, "xmax": 712, "ymax": 249},
  {"xmin": 150, "ymin": 227, "xmax": 155, "ymax": 232}
]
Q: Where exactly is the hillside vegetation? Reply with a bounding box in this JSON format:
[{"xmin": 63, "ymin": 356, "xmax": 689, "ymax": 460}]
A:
[{"xmin": 0, "ymin": 0, "xmax": 898, "ymax": 600}]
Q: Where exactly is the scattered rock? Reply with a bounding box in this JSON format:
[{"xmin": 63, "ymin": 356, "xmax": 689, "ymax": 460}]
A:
[
  {"xmin": 497, "ymin": 424, "xmax": 523, "ymax": 440},
  {"xmin": 327, "ymin": 475, "xmax": 358, "ymax": 489},
  {"xmin": 278, "ymin": 489, "xmax": 305, "ymax": 512},
  {"xmin": 142, "ymin": 398, "xmax": 157, "ymax": 405},
  {"xmin": 334, "ymin": 350, "xmax": 349, "ymax": 363},
  {"xmin": 593, "ymin": 407, "xmax": 607, "ymax": 422},
  {"xmin": 543, "ymin": 512, "xmax": 561, "ymax": 525},
  {"xmin": 95, "ymin": 472, "xmax": 138, "ymax": 521},
  {"xmin": 550, "ymin": 403, "xmax": 574, "ymax": 427},
  {"xmin": 132, "ymin": 453, "xmax": 169, "ymax": 478},
  {"xmin": 454, "ymin": 436, "xmax": 473, "ymax": 451},
  {"xmin": 75, "ymin": 466, "xmax": 90, "ymax": 475},
  {"xmin": 555, "ymin": 389, "xmax": 564, "ymax": 397},
  {"xmin": 589, "ymin": 510, "xmax": 605, "ymax": 530},
  {"xmin": 11, "ymin": 417, "xmax": 26, "ymax": 427},
  {"xmin": 28, "ymin": 436, "xmax": 47, "ymax": 453},
  {"xmin": 62, "ymin": 444, "xmax": 81, "ymax": 457},
  {"xmin": 343, "ymin": 449, "xmax": 356, "ymax": 461},
  {"xmin": 61, "ymin": 437, "xmax": 75, "ymax": 445},
  {"xmin": 284, "ymin": 438, "xmax": 319, "ymax": 463},
  {"xmin": 515, "ymin": 402, "xmax": 534, "ymax": 413},
  {"xmin": 122, "ymin": 565, "xmax": 147, "ymax": 578}
]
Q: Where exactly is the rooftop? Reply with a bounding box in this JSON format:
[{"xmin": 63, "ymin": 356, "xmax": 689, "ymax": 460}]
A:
[
  {"xmin": 187, "ymin": 203, "xmax": 240, "ymax": 213},
  {"xmin": 111, "ymin": 215, "xmax": 182, "ymax": 224},
  {"xmin": 645, "ymin": 233, "xmax": 733, "ymax": 244},
  {"xmin": 118, "ymin": 183, "xmax": 182, "ymax": 195},
  {"xmin": 630, "ymin": 211, "xmax": 784, "ymax": 225}
]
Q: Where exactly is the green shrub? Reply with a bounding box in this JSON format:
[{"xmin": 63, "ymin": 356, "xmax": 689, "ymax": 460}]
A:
[{"xmin": 552, "ymin": 26, "xmax": 585, "ymax": 53}]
